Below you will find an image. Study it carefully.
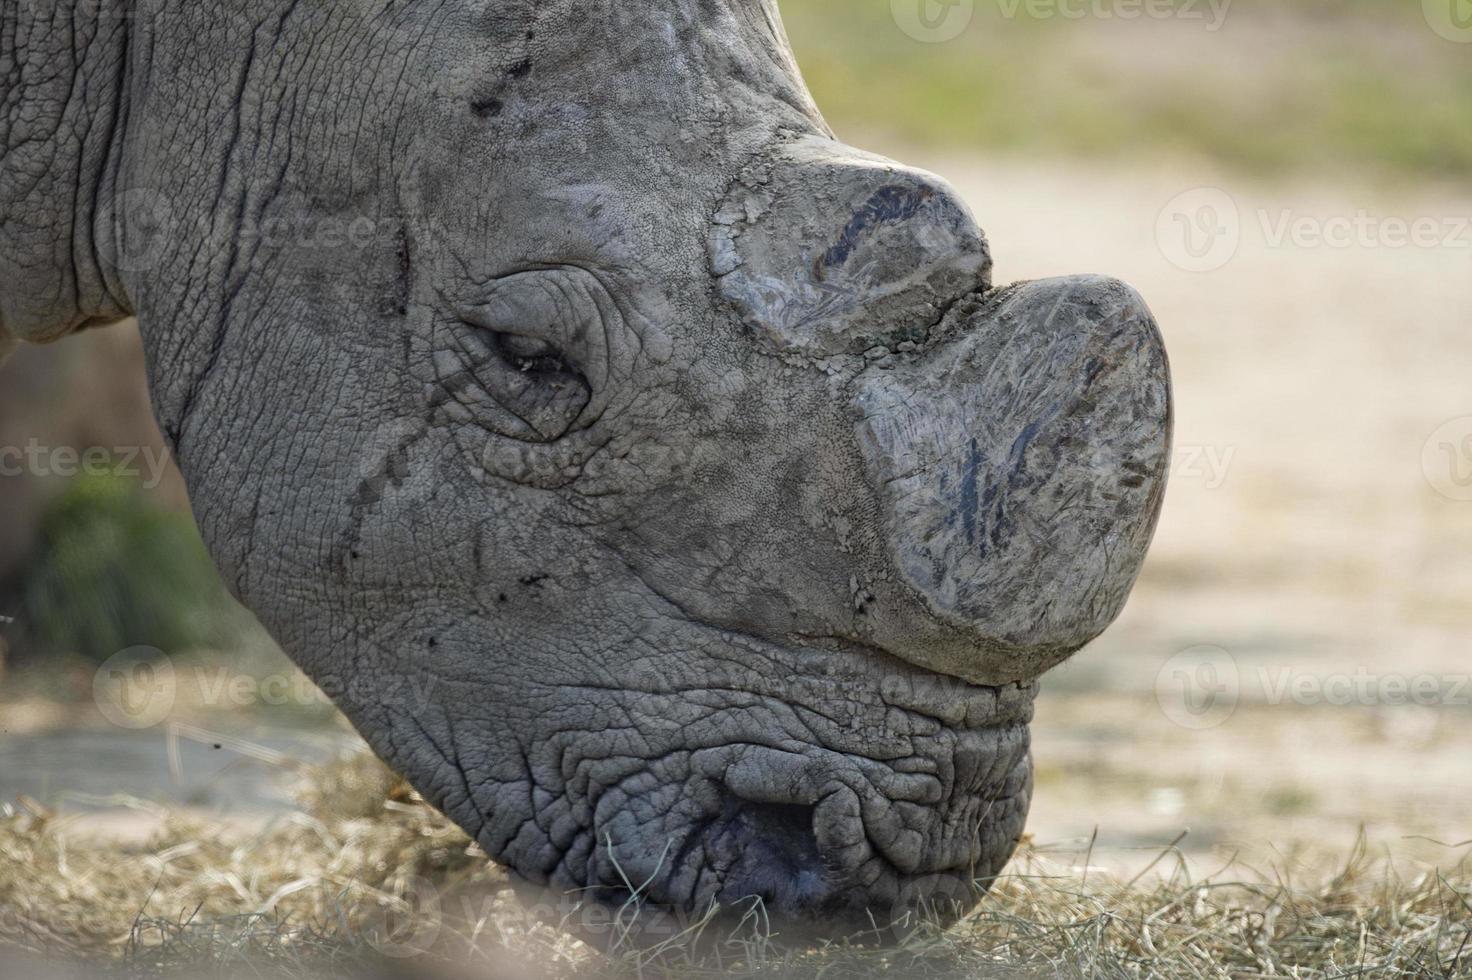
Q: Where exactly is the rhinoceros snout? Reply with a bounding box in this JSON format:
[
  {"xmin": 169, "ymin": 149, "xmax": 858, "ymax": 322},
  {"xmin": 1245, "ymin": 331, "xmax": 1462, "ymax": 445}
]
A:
[
  {"xmin": 854, "ymin": 275, "xmax": 1173, "ymax": 683},
  {"xmin": 704, "ymin": 137, "xmax": 1171, "ymax": 685}
]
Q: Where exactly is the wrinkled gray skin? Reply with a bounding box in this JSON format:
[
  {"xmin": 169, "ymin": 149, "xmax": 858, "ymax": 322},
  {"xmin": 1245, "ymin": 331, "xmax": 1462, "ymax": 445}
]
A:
[{"xmin": 2, "ymin": 0, "xmax": 1171, "ymax": 938}]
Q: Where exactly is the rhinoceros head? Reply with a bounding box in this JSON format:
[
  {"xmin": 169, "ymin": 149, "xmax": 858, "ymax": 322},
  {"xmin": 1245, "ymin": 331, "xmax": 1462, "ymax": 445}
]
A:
[{"xmin": 2, "ymin": 0, "xmax": 1170, "ymax": 939}]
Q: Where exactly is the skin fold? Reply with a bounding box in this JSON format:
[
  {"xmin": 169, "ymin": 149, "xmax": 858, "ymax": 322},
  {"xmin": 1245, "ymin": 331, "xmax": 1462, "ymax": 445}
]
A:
[{"xmin": 0, "ymin": 0, "xmax": 1171, "ymax": 939}]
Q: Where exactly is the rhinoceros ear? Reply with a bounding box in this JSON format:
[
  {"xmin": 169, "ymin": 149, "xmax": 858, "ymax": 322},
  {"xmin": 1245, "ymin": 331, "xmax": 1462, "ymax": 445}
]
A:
[{"xmin": 710, "ymin": 134, "xmax": 991, "ymax": 357}]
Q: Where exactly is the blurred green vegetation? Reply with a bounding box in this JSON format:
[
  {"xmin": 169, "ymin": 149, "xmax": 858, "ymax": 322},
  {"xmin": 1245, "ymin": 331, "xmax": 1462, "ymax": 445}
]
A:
[
  {"xmin": 19, "ymin": 471, "xmax": 231, "ymax": 663},
  {"xmin": 782, "ymin": 0, "xmax": 1472, "ymax": 180}
]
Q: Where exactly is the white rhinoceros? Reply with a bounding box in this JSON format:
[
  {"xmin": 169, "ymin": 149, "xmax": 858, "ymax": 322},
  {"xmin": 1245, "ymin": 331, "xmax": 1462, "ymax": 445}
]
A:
[{"xmin": 0, "ymin": 0, "xmax": 1170, "ymax": 938}]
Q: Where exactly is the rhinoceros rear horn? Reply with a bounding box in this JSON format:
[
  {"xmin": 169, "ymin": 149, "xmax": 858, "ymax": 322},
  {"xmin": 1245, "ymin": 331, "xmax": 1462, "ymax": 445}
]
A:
[{"xmin": 710, "ymin": 134, "xmax": 991, "ymax": 357}]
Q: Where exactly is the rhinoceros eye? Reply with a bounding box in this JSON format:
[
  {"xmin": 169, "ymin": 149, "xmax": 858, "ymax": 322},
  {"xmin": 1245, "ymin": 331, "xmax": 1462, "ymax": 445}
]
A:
[
  {"xmin": 458, "ymin": 325, "xmax": 591, "ymax": 442},
  {"xmin": 443, "ymin": 271, "xmax": 610, "ymax": 443},
  {"xmin": 490, "ymin": 331, "xmax": 575, "ymax": 377}
]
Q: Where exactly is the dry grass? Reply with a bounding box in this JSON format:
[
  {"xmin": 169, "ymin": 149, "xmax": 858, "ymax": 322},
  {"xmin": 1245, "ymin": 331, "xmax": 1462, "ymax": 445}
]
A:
[{"xmin": 0, "ymin": 753, "xmax": 1468, "ymax": 979}]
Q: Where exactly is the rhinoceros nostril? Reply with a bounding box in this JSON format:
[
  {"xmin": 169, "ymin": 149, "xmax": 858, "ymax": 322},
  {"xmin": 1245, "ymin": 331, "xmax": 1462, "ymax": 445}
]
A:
[
  {"xmin": 710, "ymin": 793, "xmax": 834, "ymax": 912},
  {"xmin": 736, "ymin": 799, "xmax": 819, "ymax": 867}
]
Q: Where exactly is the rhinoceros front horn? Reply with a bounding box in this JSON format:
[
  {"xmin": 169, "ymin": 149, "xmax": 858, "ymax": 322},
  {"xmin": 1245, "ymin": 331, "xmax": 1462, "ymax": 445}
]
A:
[
  {"xmin": 711, "ymin": 135, "xmax": 1172, "ymax": 685},
  {"xmin": 854, "ymin": 276, "xmax": 1173, "ymax": 683}
]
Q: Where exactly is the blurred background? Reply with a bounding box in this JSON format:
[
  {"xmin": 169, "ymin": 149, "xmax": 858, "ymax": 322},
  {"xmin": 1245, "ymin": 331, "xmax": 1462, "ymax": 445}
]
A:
[{"xmin": 1, "ymin": 0, "xmax": 1469, "ymax": 936}]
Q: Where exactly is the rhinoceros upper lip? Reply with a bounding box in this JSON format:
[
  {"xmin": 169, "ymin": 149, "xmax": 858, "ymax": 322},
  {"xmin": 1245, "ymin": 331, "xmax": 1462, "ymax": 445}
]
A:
[{"xmin": 787, "ymin": 633, "xmax": 1038, "ymax": 731}]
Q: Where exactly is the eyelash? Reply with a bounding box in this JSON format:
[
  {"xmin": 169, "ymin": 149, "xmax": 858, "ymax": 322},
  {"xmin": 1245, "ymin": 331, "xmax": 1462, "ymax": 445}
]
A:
[{"xmin": 487, "ymin": 332, "xmax": 579, "ymax": 379}]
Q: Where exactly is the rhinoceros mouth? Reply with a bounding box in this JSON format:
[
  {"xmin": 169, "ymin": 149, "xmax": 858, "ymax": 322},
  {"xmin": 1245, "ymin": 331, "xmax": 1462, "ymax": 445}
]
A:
[
  {"xmin": 644, "ymin": 729, "xmax": 1034, "ymax": 936},
  {"xmin": 460, "ymin": 635, "xmax": 1038, "ymax": 943}
]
